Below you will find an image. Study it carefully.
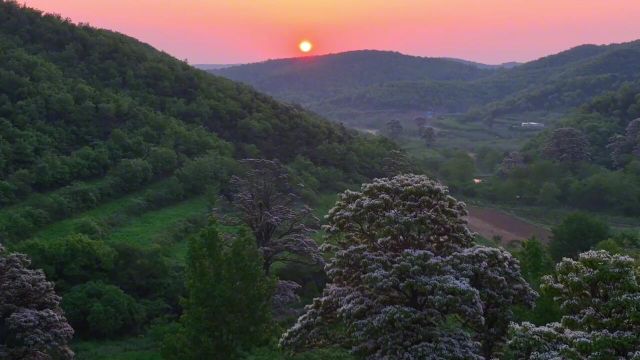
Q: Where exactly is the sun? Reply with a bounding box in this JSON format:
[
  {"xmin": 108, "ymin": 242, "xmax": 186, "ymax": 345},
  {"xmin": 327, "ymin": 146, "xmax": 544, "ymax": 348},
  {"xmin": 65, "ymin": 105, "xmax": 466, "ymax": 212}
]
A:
[{"xmin": 299, "ymin": 40, "xmax": 313, "ymax": 53}]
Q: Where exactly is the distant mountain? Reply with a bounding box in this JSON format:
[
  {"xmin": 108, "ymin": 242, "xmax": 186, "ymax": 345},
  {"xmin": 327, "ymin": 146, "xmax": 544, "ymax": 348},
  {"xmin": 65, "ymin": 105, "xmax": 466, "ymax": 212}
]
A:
[
  {"xmin": 211, "ymin": 50, "xmax": 495, "ymax": 106},
  {"xmin": 467, "ymin": 41, "xmax": 640, "ymax": 121},
  {"xmin": 210, "ymin": 42, "xmax": 640, "ymax": 126},
  {"xmin": 194, "ymin": 63, "xmax": 239, "ymax": 70},
  {"xmin": 444, "ymin": 58, "xmax": 522, "ymax": 69}
]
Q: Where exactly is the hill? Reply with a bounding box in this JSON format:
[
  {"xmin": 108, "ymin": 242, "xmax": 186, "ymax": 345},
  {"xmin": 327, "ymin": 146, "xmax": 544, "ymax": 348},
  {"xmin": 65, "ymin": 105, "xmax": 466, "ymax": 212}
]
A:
[
  {"xmin": 211, "ymin": 50, "xmax": 495, "ymax": 110},
  {"xmin": 0, "ymin": 1, "xmax": 396, "ymax": 244},
  {"xmin": 0, "ymin": 2, "xmax": 399, "ymax": 356},
  {"xmin": 212, "ymin": 42, "xmax": 640, "ymax": 128}
]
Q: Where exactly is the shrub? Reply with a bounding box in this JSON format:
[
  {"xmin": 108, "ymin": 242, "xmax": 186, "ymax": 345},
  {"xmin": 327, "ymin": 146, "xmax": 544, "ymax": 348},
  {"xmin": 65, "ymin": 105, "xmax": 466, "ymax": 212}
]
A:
[{"xmin": 62, "ymin": 281, "xmax": 146, "ymax": 339}]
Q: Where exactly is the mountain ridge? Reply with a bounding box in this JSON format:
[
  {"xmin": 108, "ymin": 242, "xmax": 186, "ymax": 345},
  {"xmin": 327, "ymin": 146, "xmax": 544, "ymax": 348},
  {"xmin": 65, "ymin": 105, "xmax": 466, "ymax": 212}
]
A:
[{"xmin": 210, "ymin": 42, "xmax": 640, "ymax": 126}]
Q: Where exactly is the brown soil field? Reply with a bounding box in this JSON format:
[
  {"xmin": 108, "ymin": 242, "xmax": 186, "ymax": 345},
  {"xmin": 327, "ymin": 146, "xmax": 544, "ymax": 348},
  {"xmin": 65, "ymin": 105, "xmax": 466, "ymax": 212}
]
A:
[{"xmin": 466, "ymin": 205, "xmax": 551, "ymax": 245}]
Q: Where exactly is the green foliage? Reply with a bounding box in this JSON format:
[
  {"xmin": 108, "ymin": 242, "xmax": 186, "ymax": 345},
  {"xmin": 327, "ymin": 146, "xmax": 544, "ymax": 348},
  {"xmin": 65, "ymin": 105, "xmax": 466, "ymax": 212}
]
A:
[
  {"xmin": 440, "ymin": 152, "xmax": 476, "ymax": 186},
  {"xmin": 162, "ymin": 224, "xmax": 275, "ymax": 360},
  {"xmin": 595, "ymin": 231, "xmax": 640, "ymax": 258},
  {"xmin": 513, "ymin": 239, "xmax": 561, "ymax": 325},
  {"xmin": 549, "ymin": 213, "xmax": 610, "ymax": 260},
  {"xmin": 515, "ymin": 238, "xmax": 554, "ymax": 287},
  {"xmin": 73, "ymin": 336, "xmax": 161, "ymax": 360},
  {"xmin": 109, "ymin": 243, "xmax": 184, "ymax": 308},
  {"xmin": 62, "ymin": 281, "xmax": 146, "ymax": 339},
  {"xmin": 176, "ymin": 153, "xmax": 236, "ymax": 195},
  {"xmin": 148, "ymin": 147, "xmax": 179, "ymax": 176},
  {"xmin": 15, "ymin": 234, "xmax": 116, "ymax": 291},
  {"xmin": 110, "ymin": 159, "xmax": 154, "ymax": 192},
  {"xmin": 536, "ymin": 182, "xmax": 561, "ymax": 206}
]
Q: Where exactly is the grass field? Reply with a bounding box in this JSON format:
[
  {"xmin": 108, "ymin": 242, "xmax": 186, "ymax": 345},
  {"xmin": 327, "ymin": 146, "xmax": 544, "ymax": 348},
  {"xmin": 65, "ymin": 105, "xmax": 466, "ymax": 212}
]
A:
[
  {"xmin": 106, "ymin": 197, "xmax": 208, "ymax": 259},
  {"xmin": 74, "ymin": 336, "xmax": 161, "ymax": 360}
]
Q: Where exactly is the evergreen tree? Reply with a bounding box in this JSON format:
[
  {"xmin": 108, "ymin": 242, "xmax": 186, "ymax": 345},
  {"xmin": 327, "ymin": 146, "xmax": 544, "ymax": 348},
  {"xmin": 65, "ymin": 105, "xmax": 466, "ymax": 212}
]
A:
[{"xmin": 162, "ymin": 223, "xmax": 275, "ymax": 360}]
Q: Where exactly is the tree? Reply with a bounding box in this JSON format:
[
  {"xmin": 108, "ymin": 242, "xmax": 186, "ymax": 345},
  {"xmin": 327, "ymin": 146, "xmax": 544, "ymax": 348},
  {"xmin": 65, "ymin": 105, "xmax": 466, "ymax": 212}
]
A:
[
  {"xmin": 16, "ymin": 234, "xmax": 116, "ymax": 292},
  {"xmin": 384, "ymin": 119, "xmax": 403, "ymax": 139},
  {"xmin": 230, "ymin": 159, "xmax": 321, "ymax": 275},
  {"xmin": 148, "ymin": 147, "xmax": 178, "ymax": 176},
  {"xmin": 281, "ymin": 175, "xmax": 535, "ymax": 359},
  {"xmin": 537, "ymin": 182, "xmax": 561, "ymax": 206},
  {"xmin": 62, "ymin": 281, "xmax": 145, "ymax": 339},
  {"xmin": 414, "ymin": 117, "xmax": 427, "ymax": 128},
  {"xmin": 0, "ymin": 245, "xmax": 74, "ymax": 360},
  {"xmin": 162, "ymin": 224, "xmax": 275, "ymax": 360},
  {"xmin": 515, "ymin": 238, "xmax": 554, "ymax": 287},
  {"xmin": 110, "ymin": 158, "xmax": 153, "ymax": 192},
  {"xmin": 499, "ymin": 151, "xmax": 525, "ymax": 175},
  {"xmin": 548, "ymin": 213, "xmax": 609, "ymax": 260},
  {"xmin": 513, "ymin": 238, "xmax": 561, "ymax": 325},
  {"xmin": 506, "ymin": 251, "xmax": 640, "ymax": 359},
  {"xmin": 543, "ymin": 127, "xmax": 591, "ymax": 164},
  {"xmin": 420, "ymin": 126, "xmax": 436, "ymax": 147},
  {"xmin": 607, "ymin": 118, "xmax": 640, "ymax": 168},
  {"xmin": 381, "ymin": 150, "xmax": 412, "ymax": 176}
]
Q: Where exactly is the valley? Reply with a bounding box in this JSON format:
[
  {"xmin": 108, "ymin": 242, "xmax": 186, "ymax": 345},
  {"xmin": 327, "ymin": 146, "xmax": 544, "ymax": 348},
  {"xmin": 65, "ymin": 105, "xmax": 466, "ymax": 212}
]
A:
[{"xmin": 3, "ymin": 1, "xmax": 640, "ymax": 359}]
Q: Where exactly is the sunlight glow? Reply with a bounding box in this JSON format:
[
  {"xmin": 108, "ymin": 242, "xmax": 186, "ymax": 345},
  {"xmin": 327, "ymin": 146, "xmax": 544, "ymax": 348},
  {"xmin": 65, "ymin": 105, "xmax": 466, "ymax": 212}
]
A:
[{"xmin": 299, "ymin": 40, "xmax": 313, "ymax": 53}]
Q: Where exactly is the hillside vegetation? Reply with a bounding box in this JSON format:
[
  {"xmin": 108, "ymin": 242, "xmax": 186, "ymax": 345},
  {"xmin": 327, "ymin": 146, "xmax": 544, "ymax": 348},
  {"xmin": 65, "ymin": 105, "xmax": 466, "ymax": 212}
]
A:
[
  {"xmin": 0, "ymin": 3, "xmax": 396, "ymax": 357},
  {"xmin": 0, "ymin": 1, "xmax": 396, "ymax": 243},
  {"xmin": 472, "ymin": 81, "xmax": 640, "ymax": 216}
]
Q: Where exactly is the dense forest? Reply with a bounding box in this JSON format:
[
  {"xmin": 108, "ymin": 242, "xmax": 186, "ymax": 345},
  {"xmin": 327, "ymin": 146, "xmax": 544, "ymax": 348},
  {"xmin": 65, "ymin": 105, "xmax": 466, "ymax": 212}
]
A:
[{"xmin": 2, "ymin": 1, "xmax": 640, "ymax": 359}]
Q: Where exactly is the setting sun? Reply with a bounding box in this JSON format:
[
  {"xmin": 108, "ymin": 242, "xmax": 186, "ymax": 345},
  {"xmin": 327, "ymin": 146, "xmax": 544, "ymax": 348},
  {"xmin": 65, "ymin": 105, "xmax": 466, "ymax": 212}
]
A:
[{"xmin": 299, "ymin": 40, "xmax": 313, "ymax": 53}]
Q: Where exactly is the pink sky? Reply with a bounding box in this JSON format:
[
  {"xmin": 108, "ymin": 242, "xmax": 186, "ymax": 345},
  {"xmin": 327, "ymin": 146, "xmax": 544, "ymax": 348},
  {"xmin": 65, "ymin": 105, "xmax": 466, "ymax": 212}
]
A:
[{"xmin": 22, "ymin": 0, "xmax": 640, "ymax": 65}]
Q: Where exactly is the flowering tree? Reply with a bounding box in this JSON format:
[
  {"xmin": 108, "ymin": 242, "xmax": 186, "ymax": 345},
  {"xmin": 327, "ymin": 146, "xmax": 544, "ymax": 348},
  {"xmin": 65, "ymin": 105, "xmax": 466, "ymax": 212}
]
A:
[
  {"xmin": 231, "ymin": 159, "xmax": 322, "ymax": 275},
  {"xmin": 281, "ymin": 175, "xmax": 535, "ymax": 359},
  {"xmin": 608, "ymin": 118, "xmax": 640, "ymax": 168},
  {"xmin": 0, "ymin": 245, "xmax": 74, "ymax": 360},
  {"xmin": 499, "ymin": 151, "xmax": 525, "ymax": 175},
  {"xmin": 543, "ymin": 127, "xmax": 591, "ymax": 164},
  {"xmin": 506, "ymin": 250, "xmax": 640, "ymax": 359}
]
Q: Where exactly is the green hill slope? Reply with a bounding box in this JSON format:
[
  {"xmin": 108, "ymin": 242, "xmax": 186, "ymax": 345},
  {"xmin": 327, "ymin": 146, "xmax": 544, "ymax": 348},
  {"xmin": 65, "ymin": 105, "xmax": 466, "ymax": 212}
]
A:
[{"xmin": 0, "ymin": 1, "xmax": 395, "ymax": 243}]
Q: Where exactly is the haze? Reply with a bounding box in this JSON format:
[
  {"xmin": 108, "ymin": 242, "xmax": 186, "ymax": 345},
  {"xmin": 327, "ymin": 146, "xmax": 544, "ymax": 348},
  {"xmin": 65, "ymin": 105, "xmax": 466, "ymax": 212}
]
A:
[{"xmin": 22, "ymin": 0, "xmax": 640, "ymax": 64}]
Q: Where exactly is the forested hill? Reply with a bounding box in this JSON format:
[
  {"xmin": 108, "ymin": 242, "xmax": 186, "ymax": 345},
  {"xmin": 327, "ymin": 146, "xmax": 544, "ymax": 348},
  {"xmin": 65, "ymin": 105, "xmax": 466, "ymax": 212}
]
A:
[
  {"xmin": 209, "ymin": 50, "xmax": 495, "ymax": 105},
  {"xmin": 210, "ymin": 41, "xmax": 640, "ymax": 125},
  {"xmin": 0, "ymin": 1, "xmax": 395, "ymax": 241}
]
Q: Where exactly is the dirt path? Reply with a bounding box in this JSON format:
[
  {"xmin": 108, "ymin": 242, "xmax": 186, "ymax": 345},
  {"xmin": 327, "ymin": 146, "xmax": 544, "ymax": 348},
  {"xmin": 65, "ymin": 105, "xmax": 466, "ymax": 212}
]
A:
[{"xmin": 466, "ymin": 206, "xmax": 551, "ymax": 245}]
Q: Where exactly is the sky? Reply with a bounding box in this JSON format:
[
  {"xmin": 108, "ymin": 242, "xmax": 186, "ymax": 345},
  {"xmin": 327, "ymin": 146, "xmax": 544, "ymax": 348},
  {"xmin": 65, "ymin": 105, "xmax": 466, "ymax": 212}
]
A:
[{"xmin": 22, "ymin": 0, "xmax": 640, "ymax": 65}]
